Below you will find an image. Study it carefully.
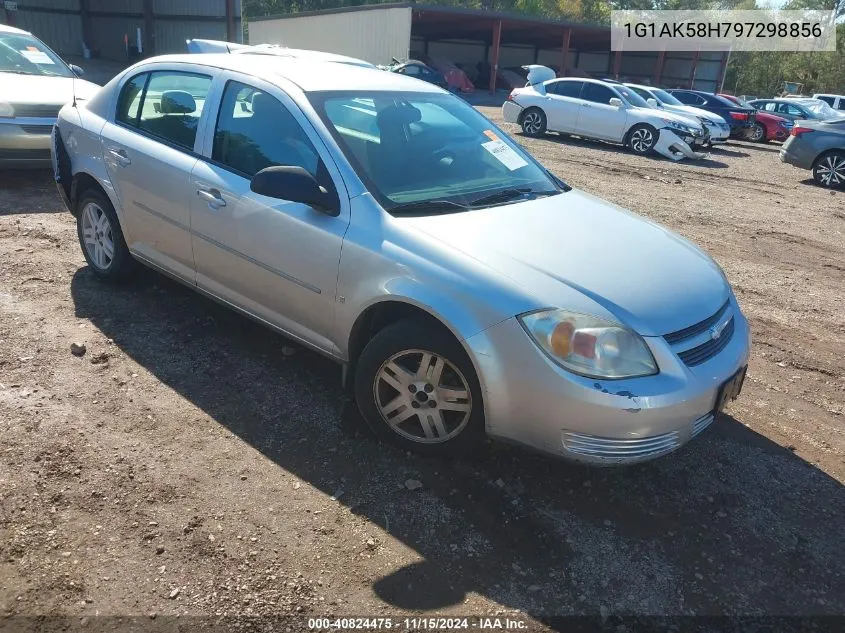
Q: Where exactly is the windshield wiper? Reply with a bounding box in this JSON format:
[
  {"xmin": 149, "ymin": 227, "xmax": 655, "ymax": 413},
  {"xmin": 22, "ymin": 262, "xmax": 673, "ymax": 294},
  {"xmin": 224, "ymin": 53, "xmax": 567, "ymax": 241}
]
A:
[
  {"xmin": 389, "ymin": 199, "xmax": 469, "ymax": 216},
  {"xmin": 469, "ymin": 187, "xmax": 559, "ymax": 208}
]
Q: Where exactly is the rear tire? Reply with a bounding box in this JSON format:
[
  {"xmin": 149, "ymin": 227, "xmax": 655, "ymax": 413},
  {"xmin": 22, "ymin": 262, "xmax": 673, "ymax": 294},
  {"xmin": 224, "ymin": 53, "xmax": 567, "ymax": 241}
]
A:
[
  {"xmin": 627, "ymin": 124, "xmax": 657, "ymax": 155},
  {"xmin": 812, "ymin": 150, "xmax": 845, "ymax": 189},
  {"xmin": 76, "ymin": 188, "xmax": 135, "ymax": 281},
  {"xmin": 749, "ymin": 122, "xmax": 767, "ymax": 143},
  {"xmin": 354, "ymin": 319, "xmax": 484, "ymax": 457},
  {"xmin": 520, "ymin": 108, "xmax": 547, "ymax": 137}
]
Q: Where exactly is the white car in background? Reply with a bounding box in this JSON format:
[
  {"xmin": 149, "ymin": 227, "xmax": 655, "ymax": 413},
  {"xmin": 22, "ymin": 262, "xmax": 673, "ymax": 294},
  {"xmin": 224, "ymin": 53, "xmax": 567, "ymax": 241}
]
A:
[
  {"xmin": 503, "ymin": 73, "xmax": 707, "ymax": 161},
  {"xmin": 1, "ymin": 23, "xmax": 100, "ymax": 168},
  {"xmin": 625, "ymin": 83, "xmax": 731, "ymax": 144}
]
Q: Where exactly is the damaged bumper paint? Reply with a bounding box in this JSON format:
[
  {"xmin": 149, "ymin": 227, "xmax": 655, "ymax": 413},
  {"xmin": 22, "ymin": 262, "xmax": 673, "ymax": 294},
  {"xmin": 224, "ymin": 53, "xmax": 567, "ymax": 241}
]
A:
[
  {"xmin": 654, "ymin": 128, "xmax": 709, "ymax": 161},
  {"xmin": 464, "ymin": 298, "xmax": 750, "ymax": 465}
]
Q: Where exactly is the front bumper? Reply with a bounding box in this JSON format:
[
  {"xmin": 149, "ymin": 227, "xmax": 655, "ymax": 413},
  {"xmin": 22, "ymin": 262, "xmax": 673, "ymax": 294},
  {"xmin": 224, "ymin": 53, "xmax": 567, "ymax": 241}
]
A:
[
  {"xmin": 655, "ymin": 128, "xmax": 707, "ymax": 161},
  {"xmin": 0, "ymin": 117, "xmax": 56, "ymax": 167},
  {"xmin": 465, "ymin": 296, "xmax": 751, "ymax": 465},
  {"xmin": 705, "ymin": 123, "xmax": 730, "ymax": 143}
]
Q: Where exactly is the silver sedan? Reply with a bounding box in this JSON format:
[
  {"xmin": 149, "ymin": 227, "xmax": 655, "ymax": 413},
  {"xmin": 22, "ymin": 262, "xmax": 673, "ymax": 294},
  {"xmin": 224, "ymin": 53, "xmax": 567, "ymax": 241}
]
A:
[{"xmin": 53, "ymin": 53, "xmax": 750, "ymax": 465}]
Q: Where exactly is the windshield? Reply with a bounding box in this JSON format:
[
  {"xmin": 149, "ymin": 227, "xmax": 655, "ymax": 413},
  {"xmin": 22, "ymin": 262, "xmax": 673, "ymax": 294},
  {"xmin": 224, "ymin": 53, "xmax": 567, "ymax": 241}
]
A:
[
  {"xmin": 0, "ymin": 31, "xmax": 73, "ymax": 77},
  {"xmin": 806, "ymin": 100, "xmax": 840, "ymax": 119},
  {"xmin": 616, "ymin": 86, "xmax": 650, "ymax": 109},
  {"xmin": 310, "ymin": 91, "xmax": 563, "ymax": 213},
  {"xmin": 650, "ymin": 88, "xmax": 683, "ymax": 106}
]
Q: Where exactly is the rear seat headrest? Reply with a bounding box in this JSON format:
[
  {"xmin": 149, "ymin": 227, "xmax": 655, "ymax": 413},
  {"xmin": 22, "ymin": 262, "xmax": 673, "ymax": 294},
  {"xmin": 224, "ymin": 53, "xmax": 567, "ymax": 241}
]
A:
[{"xmin": 160, "ymin": 90, "xmax": 196, "ymax": 114}]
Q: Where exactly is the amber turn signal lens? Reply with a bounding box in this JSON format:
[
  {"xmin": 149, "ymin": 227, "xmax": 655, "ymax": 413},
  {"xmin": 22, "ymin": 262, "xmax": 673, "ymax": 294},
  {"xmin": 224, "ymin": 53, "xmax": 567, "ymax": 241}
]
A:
[{"xmin": 550, "ymin": 321, "xmax": 574, "ymax": 357}]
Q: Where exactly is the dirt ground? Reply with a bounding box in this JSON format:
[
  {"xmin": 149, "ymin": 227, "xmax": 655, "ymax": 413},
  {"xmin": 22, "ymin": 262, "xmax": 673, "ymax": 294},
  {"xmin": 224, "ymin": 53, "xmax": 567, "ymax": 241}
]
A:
[{"xmin": 1, "ymin": 110, "xmax": 843, "ymax": 631}]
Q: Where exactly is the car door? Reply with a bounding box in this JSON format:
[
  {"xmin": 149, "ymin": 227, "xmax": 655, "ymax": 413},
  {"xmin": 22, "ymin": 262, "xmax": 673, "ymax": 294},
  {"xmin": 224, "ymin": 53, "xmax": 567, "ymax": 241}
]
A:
[
  {"xmin": 101, "ymin": 66, "xmax": 215, "ymax": 281},
  {"xmin": 190, "ymin": 73, "xmax": 350, "ymax": 355},
  {"xmin": 543, "ymin": 80, "xmax": 584, "ymax": 133},
  {"xmin": 575, "ymin": 82, "xmax": 628, "ymax": 141}
]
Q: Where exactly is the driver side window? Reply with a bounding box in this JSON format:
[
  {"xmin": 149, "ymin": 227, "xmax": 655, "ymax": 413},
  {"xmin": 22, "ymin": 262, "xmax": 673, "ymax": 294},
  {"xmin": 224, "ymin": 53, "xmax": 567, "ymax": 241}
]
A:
[{"xmin": 212, "ymin": 80, "xmax": 319, "ymax": 179}]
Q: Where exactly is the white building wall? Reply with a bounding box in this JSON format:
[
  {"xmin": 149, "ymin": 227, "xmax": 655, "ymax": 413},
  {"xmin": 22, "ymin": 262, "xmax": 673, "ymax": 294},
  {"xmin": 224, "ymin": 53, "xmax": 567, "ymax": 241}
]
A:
[{"xmin": 248, "ymin": 7, "xmax": 412, "ymax": 66}]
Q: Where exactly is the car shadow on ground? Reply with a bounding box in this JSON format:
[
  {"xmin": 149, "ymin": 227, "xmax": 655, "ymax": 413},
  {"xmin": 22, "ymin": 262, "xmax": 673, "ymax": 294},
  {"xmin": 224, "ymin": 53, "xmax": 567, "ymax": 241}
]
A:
[
  {"xmin": 726, "ymin": 141, "xmax": 782, "ymax": 154},
  {"xmin": 0, "ymin": 169, "xmax": 60, "ymax": 215},
  {"xmin": 530, "ymin": 133, "xmax": 730, "ymax": 169},
  {"xmin": 70, "ymin": 267, "xmax": 845, "ymax": 624}
]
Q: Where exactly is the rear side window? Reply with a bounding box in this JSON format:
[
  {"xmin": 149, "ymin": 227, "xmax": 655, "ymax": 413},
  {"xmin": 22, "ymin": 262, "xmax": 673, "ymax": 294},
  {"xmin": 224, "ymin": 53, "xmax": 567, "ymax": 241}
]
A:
[
  {"xmin": 581, "ymin": 83, "xmax": 616, "ymax": 105},
  {"xmin": 817, "ymin": 96, "xmax": 834, "ymax": 106},
  {"xmin": 116, "ymin": 73, "xmax": 147, "ymax": 126},
  {"xmin": 212, "ymin": 80, "xmax": 320, "ymax": 179},
  {"xmin": 550, "ymin": 81, "xmax": 583, "ymax": 98},
  {"xmin": 137, "ymin": 72, "xmax": 212, "ymax": 150}
]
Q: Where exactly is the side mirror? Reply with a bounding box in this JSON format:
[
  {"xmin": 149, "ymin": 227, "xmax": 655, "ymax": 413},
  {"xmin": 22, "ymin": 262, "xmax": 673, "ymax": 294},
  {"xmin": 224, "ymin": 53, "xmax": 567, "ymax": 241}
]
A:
[
  {"xmin": 646, "ymin": 98, "xmax": 659, "ymax": 108},
  {"xmin": 250, "ymin": 166, "xmax": 339, "ymax": 216},
  {"xmin": 609, "ymin": 97, "xmax": 624, "ymax": 108},
  {"xmin": 69, "ymin": 64, "xmax": 85, "ymax": 77}
]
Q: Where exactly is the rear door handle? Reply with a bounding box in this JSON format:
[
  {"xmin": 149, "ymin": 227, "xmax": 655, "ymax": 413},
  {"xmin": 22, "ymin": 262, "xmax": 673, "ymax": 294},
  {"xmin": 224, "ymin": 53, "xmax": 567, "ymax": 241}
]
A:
[
  {"xmin": 197, "ymin": 188, "xmax": 227, "ymax": 209},
  {"xmin": 106, "ymin": 147, "xmax": 131, "ymax": 166}
]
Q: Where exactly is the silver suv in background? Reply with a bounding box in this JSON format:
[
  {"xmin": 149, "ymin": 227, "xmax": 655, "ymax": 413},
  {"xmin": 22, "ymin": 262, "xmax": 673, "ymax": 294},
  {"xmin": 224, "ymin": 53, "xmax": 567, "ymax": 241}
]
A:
[{"xmin": 53, "ymin": 54, "xmax": 749, "ymax": 465}]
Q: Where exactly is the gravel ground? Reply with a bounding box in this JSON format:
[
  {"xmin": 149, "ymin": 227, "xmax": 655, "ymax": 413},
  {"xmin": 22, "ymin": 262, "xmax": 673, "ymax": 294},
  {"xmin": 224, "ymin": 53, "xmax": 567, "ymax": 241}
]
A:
[{"xmin": 0, "ymin": 110, "xmax": 843, "ymax": 631}]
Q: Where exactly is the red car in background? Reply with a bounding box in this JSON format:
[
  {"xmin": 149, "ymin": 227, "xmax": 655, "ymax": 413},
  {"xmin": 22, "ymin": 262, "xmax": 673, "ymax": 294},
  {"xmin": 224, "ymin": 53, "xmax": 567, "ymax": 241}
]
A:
[{"xmin": 719, "ymin": 93, "xmax": 793, "ymax": 142}]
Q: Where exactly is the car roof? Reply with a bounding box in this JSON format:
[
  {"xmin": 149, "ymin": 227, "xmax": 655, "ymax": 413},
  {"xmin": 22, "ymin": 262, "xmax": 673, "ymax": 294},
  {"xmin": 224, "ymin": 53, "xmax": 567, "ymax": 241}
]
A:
[
  {"xmin": 0, "ymin": 23, "xmax": 28, "ymax": 35},
  {"xmin": 130, "ymin": 53, "xmax": 441, "ymax": 93},
  {"xmin": 624, "ymin": 83, "xmax": 655, "ymax": 91}
]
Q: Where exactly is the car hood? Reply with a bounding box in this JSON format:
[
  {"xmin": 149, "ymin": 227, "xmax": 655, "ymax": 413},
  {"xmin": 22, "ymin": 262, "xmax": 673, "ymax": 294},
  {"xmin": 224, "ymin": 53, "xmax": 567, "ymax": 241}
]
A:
[
  {"xmin": 663, "ymin": 104, "xmax": 726, "ymax": 125},
  {"xmin": 633, "ymin": 106, "xmax": 701, "ymax": 128},
  {"xmin": 402, "ymin": 190, "xmax": 728, "ymax": 336},
  {"xmin": 0, "ymin": 74, "xmax": 100, "ymax": 107}
]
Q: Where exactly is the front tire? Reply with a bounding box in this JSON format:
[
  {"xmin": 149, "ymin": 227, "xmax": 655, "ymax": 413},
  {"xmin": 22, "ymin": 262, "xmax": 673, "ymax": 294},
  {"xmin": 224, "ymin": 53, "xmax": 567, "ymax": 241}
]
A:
[
  {"xmin": 812, "ymin": 150, "xmax": 845, "ymax": 189},
  {"xmin": 76, "ymin": 189, "xmax": 134, "ymax": 281},
  {"xmin": 749, "ymin": 122, "xmax": 767, "ymax": 143},
  {"xmin": 627, "ymin": 124, "xmax": 657, "ymax": 155},
  {"xmin": 520, "ymin": 108, "xmax": 547, "ymax": 137},
  {"xmin": 354, "ymin": 319, "xmax": 484, "ymax": 456}
]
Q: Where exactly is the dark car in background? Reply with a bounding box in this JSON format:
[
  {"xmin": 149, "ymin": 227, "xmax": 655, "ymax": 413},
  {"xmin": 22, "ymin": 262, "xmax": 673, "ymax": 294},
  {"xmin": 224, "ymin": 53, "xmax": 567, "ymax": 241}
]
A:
[
  {"xmin": 386, "ymin": 60, "xmax": 448, "ymax": 90},
  {"xmin": 719, "ymin": 93, "xmax": 792, "ymax": 142},
  {"xmin": 748, "ymin": 98, "xmax": 843, "ymax": 124},
  {"xmin": 668, "ymin": 89, "xmax": 757, "ymax": 139},
  {"xmin": 780, "ymin": 118, "xmax": 845, "ymax": 188}
]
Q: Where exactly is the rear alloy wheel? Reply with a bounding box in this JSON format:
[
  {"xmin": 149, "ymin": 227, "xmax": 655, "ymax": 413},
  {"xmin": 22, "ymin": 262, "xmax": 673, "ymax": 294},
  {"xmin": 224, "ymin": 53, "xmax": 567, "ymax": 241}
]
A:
[
  {"xmin": 627, "ymin": 124, "xmax": 657, "ymax": 155},
  {"xmin": 76, "ymin": 189, "xmax": 134, "ymax": 281},
  {"xmin": 520, "ymin": 108, "xmax": 547, "ymax": 137},
  {"xmin": 749, "ymin": 122, "xmax": 766, "ymax": 143},
  {"xmin": 354, "ymin": 320, "xmax": 484, "ymax": 456},
  {"xmin": 813, "ymin": 151, "xmax": 845, "ymax": 188}
]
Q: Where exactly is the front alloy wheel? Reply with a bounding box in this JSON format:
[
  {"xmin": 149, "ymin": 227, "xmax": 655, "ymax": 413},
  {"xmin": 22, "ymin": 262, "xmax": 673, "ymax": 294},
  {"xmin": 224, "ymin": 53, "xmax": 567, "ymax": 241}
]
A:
[
  {"xmin": 374, "ymin": 350, "xmax": 472, "ymax": 444},
  {"xmin": 813, "ymin": 151, "xmax": 845, "ymax": 188},
  {"xmin": 354, "ymin": 319, "xmax": 484, "ymax": 456},
  {"xmin": 628, "ymin": 124, "xmax": 657, "ymax": 155}
]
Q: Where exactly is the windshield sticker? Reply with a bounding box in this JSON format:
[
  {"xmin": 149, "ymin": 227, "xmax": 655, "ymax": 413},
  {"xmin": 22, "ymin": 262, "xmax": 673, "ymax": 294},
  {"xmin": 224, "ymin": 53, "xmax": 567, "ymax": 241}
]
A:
[
  {"xmin": 20, "ymin": 50, "xmax": 54, "ymax": 64},
  {"xmin": 483, "ymin": 129, "xmax": 500, "ymax": 141},
  {"xmin": 482, "ymin": 140, "xmax": 528, "ymax": 171}
]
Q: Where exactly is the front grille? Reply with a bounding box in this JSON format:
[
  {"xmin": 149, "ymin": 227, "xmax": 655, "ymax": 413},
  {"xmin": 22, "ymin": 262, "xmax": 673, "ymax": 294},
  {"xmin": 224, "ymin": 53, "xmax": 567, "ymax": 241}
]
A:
[
  {"xmin": 20, "ymin": 124, "xmax": 53, "ymax": 134},
  {"xmin": 678, "ymin": 317, "xmax": 735, "ymax": 367},
  {"xmin": 12, "ymin": 104, "xmax": 61, "ymax": 118},
  {"xmin": 562, "ymin": 430, "xmax": 680, "ymax": 461},
  {"xmin": 664, "ymin": 300, "xmax": 730, "ymax": 345}
]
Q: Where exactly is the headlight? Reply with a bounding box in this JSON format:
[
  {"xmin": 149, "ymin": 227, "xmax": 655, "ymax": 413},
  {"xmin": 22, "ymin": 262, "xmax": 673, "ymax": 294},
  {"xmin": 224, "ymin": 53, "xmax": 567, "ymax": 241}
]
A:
[
  {"xmin": 0, "ymin": 102, "xmax": 15, "ymax": 118},
  {"xmin": 663, "ymin": 118, "xmax": 698, "ymax": 135},
  {"xmin": 519, "ymin": 309, "xmax": 658, "ymax": 379}
]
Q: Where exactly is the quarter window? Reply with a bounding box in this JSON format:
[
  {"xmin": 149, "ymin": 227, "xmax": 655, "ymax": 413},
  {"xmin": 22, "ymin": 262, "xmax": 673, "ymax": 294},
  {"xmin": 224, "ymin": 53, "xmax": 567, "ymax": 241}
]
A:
[
  {"xmin": 212, "ymin": 81, "xmax": 320, "ymax": 179},
  {"xmin": 133, "ymin": 71, "xmax": 212, "ymax": 150}
]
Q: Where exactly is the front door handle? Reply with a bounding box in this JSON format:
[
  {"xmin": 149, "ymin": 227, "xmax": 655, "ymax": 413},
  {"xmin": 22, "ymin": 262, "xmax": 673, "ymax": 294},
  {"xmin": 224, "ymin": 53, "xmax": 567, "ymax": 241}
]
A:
[
  {"xmin": 197, "ymin": 188, "xmax": 226, "ymax": 209},
  {"xmin": 107, "ymin": 147, "xmax": 131, "ymax": 166}
]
